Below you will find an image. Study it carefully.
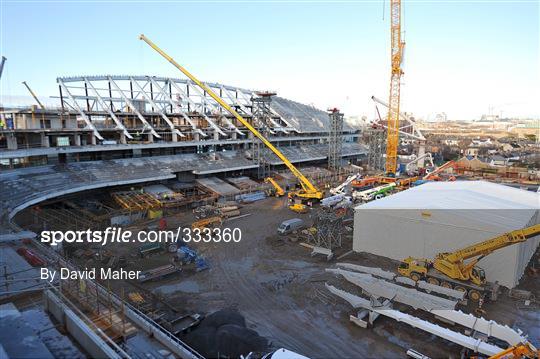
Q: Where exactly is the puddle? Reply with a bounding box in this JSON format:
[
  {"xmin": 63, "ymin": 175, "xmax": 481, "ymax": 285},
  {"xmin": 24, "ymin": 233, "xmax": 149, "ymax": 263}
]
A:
[{"xmin": 156, "ymin": 280, "xmax": 201, "ymax": 294}]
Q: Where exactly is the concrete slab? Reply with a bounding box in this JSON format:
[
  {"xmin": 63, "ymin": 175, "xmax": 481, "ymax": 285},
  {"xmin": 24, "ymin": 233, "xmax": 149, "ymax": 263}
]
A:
[
  {"xmin": 0, "ymin": 245, "xmax": 44, "ymax": 298},
  {"xmin": 0, "ymin": 303, "xmax": 54, "ymax": 359},
  {"xmin": 196, "ymin": 177, "xmax": 241, "ymax": 196},
  {"xmin": 336, "ymin": 263, "xmax": 396, "ymax": 280}
]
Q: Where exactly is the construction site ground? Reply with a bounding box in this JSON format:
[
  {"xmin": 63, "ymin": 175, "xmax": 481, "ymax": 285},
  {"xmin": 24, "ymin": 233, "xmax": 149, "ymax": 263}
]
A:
[{"xmin": 65, "ymin": 196, "xmax": 540, "ymax": 358}]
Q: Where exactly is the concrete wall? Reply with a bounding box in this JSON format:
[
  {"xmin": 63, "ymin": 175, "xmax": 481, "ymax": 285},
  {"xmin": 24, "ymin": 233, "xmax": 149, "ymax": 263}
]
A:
[
  {"xmin": 353, "ymin": 208, "xmax": 540, "ymax": 288},
  {"xmin": 43, "ymin": 290, "xmax": 121, "ymax": 359}
]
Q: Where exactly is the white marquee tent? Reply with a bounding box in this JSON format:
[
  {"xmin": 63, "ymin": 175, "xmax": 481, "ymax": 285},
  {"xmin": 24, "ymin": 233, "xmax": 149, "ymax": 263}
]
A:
[{"xmin": 353, "ymin": 181, "xmax": 540, "ymax": 288}]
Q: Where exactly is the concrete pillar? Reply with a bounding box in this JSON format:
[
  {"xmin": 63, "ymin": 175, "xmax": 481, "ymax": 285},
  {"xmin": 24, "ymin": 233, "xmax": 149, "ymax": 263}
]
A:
[
  {"xmin": 231, "ymin": 132, "xmax": 237, "ymax": 140},
  {"xmin": 7, "ymin": 134, "xmax": 17, "ymax": 150},
  {"xmin": 41, "ymin": 133, "xmax": 50, "ymax": 148},
  {"xmin": 91, "ymin": 135, "xmax": 97, "ymax": 145},
  {"xmin": 417, "ymin": 142, "xmax": 426, "ymax": 168},
  {"xmin": 73, "ymin": 134, "xmax": 81, "ymax": 146},
  {"xmin": 47, "ymin": 154, "xmax": 58, "ymax": 164},
  {"xmin": 172, "ymin": 131, "xmax": 178, "ymax": 142},
  {"xmin": 119, "ymin": 132, "xmax": 127, "ymax": 145},
  {"xmin": 194, "ymin": 132, "xmax": 200, "ymax": 142},
  {"xmin": 147, "ymin": 133, "xmax": 154, "ymax": 143},
  {"xmin": 213, "ymin": 131, "xmax": 219, "ymax": 141}
]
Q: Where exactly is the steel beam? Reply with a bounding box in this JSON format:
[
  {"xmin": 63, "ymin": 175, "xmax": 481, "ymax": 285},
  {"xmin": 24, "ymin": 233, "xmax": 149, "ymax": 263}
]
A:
[
  {"xmin": 220, "ymin": 86, "xmax": 276, "ymax": 135},
  {"xmin": 130, "ymin": 77, "xmax": 184, "ymax": 138},
  {"xmin": 83, "ymin": 78, "xmax": 132, "ymax": 139},
  {"xmin": 57, "ymin": 79, "xmax": 103, "ymax": 140},
  {"xmin": 188, "ymin": 80, "xmax": 244, "ymax": 136},
  {"xmin": 107, "ymin": 76, "xmax": 159, "ymax": 138},
  {"xmin": 238, "ymin": 90, "xmax": 293, "ymax": 133},
  {"xmin": 168, "ymin": 78, "xmax": 227, "ymax": 136},
  {"xmin": 325, "ymin": 284, "xmax": 502, "ymax": 357},
  {"xmin": 149, "ymin": 77, "xmax": 206, "ymax": 137}
]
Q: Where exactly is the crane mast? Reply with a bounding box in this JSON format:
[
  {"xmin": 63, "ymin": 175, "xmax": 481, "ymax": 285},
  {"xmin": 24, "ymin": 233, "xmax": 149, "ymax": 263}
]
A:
[
  {"xmin": 139, "ymin": 34, "xmax": 323, "ymax": 200},
  {"xmin": 386, "ymin": 0, "xmax": 405, "ymax": 175}
]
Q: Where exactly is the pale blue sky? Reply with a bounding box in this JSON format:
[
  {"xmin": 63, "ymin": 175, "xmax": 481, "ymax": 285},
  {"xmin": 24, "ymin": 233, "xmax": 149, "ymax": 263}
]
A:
[{"xmin": 1, "ymin": 0, "xmax": 538, "ymax": 120}]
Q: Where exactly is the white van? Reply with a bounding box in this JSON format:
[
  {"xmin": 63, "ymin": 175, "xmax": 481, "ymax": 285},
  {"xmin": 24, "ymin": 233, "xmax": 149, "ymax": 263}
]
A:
[{"xmin": 277, "ymin": 218, "xmax": 305, "ymax": 235}]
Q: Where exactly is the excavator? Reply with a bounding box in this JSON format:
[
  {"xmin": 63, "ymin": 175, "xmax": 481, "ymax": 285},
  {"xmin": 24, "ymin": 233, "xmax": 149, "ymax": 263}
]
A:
[
  {"xmin": 264, "ymin": 177, "xmax": 285, "ymax": 197},
  {"xmin": 398, "ymin": 224, "xmax": 540, "ymax": 301},
  {"xmin": 139, "ymin": 35, "xmax": 324, "ymax": 206}
]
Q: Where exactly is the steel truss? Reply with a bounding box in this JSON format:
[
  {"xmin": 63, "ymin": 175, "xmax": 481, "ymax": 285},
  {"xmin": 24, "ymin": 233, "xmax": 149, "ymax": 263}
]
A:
[
  {"xmin": 307, "ymin": 209, "xmax": 344, "ymax": 250},
  {"xmin": 57, "ymin": 75, "xmax": 292, "ymax": 142},
  {"xmin": 328, "ymin": 109, "xmax": 344, "ymax": 171}
]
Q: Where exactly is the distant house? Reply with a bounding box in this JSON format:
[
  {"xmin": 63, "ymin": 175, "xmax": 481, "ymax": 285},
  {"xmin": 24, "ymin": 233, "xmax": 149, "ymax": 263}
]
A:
[
  {"xmin": 489, "ymin": 155, "xmax": 507, "ymax": 167},
  {"xmin": 443, "ymin": 139, "xmax": 459, "ymax": 146},
  {"xmin": 471, "ymin": 138, "xmax": 493, "ymax": 147},
  {"xmin": 456, "ymin": 156, "xmax": 488, "ymax": 170},
  {"xmin": 465, "ymin": 147, "xmax": 480, "ymax": 157}
]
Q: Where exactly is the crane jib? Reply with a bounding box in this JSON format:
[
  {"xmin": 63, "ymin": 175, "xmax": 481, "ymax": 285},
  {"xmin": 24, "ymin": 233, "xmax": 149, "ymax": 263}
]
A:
[{"xmin": 139, "ymin": 34, "xmax": 321, "ymax": 198}]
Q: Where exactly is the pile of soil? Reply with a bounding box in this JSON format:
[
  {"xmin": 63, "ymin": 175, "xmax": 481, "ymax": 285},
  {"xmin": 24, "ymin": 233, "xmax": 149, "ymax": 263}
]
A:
[{"xmin": 183, "ymin": 308, "xmax": 269, "ymax": 358}]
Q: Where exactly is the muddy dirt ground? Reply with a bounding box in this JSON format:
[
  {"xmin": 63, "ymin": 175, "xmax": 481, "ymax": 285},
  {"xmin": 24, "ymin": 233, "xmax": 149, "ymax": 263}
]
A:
[{"xmin": 94, "ymin": 196, "xmax": 539, "ymax": 359}]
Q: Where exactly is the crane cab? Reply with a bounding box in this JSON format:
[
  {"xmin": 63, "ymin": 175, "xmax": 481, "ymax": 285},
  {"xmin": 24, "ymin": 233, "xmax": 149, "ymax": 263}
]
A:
[
  {"xmin": 398, "ymin": 257, "xmax": 429, "ymax": 281},
  {"xmin": 470, "ymin": 266, "xmax": 486, "ymax": 286}
]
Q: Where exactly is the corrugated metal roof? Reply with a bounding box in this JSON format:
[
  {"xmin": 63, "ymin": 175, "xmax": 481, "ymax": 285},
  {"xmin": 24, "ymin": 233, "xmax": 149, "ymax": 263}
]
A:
[{"xmin": 356, "ymin": 181, "xmax": 540, "ymax": 210}]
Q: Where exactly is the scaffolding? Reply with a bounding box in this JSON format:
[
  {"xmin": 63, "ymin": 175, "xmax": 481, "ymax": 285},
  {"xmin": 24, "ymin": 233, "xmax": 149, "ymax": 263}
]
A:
[
  {"xmin": 328, "ymin": 109, "xmax": 344, "ymax": 171},
  {"xmin": 307, "ymin": 209, "xmax": 344, "ymax": 250},
  {"xmin": 251, "ymin": 92, "xmax": 275, "ymax": 179},
  {"xmin": 112, "ymin": 191, "xmax": 162, "ymax": 211},
  {"xmin": 366, "ymin": 127, "xmax": 386, "ymax": 171}
]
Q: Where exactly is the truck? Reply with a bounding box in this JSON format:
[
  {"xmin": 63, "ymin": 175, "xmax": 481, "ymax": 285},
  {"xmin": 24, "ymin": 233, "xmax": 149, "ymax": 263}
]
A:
[
  {"xmin": 278, "ymin": 218, "xmax": 305, "ymax": 235},
  {"xmin": 352, "ymin": 182, "xmax": 396, "ymax": 202}
]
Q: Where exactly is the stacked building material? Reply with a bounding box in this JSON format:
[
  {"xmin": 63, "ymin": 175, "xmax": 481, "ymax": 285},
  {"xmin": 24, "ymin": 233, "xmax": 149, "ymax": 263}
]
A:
[{"xmin": 235, "ymin": 191, "xmax": 266, "ymax": 203}]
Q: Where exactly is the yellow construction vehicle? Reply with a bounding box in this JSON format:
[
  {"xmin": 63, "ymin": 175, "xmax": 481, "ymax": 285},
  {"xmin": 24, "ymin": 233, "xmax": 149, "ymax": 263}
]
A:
[
  {"xmin": 191, "ymin": 216, "xmax": 222, "ymax": 230},
  {"xmin": 139, "ymin": 35, "xmax": 323, "ymax": 201},
  {"xmin": 488, "ymin": 342, "xmax": 539, "ymax": 359},
  {"xmin": 289, "ymin": 203, "xmax": 308, "ymax": 214},
  {"xmin": 398, "ymin": 224, "xmax": 540, "ymax": 301},
  {"xmin": 265, "ymin": 177, "xmax": 285, "ymax": 197}
]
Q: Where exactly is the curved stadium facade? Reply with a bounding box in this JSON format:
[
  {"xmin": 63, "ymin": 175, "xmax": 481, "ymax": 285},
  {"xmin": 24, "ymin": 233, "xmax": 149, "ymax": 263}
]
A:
[{"xmin": 0, "ymin": 75, "xmax": 365, "ymax": 234}]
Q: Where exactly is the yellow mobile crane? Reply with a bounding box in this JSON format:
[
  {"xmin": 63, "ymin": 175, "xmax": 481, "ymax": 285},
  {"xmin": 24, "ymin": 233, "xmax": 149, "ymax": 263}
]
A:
[
  {"xmin": 385, "ymin": 0, "xmax": 405, "ymax": 176},
  {"xmin": 398, "ymin": 224, "xmax": 540, "ymax": 301},
  {"xmin": 264, "ymin": 177, "xmax": 285, "ymax": 197},
  {"xmin": 488, "ymin": 342, "xmax": 539, "ymax": 359},
  {"xmin": 139, "ymin": 35, "xmax": 323, "ymax": 201}
]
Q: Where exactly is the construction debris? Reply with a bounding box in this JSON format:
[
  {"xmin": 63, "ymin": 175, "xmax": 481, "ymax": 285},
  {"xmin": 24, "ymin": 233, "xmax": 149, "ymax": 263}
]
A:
[
  {"xmin": 326, "ymin": 268, "xmax": 457, "ymax": 310},
  {"xmin": 336, "ymin": 262, "xmax": 396, "ymax": 280},
  {"xmin": 325, "ymin": 284, "xmax": 503, "ymax": 357}
]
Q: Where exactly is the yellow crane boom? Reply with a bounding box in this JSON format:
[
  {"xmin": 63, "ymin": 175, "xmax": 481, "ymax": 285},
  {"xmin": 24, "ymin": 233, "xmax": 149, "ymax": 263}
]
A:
[
  {"xmin": 139, "ymin": 34, "xmax": 322, "ymax": 200},
  {"xmin": 22, "ymin": 81, "xmax": 45, "ymax": 110},
  {"xmin": 435, "ymin": 224, "xmax": 540, "ymax": 281},
  {"xmin": 398, "ymin": 223, "xmax": 540, "ymax": 300},
  {"xmin": 385, "ymin": 0, "xmax": 405, "ymax": 176},
  {"xmin": 488, "ymin": 342, "xmax": 539, "ymax": 359},
  {"xmin": 265, "ymin": 177, "xmax": 285, "ymax": 197}
]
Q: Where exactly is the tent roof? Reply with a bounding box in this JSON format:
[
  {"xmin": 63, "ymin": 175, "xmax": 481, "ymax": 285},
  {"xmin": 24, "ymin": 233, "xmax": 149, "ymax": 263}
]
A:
[{"xmin": 356, "ymin": 181, "xmax": 540, "ymax": 210}]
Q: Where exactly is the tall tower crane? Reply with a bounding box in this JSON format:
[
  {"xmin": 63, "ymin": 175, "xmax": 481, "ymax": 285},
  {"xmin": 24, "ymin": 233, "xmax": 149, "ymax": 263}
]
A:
[{"xmin": 385, "ymin": 0, "xmax": 405, "ymax": 176}]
